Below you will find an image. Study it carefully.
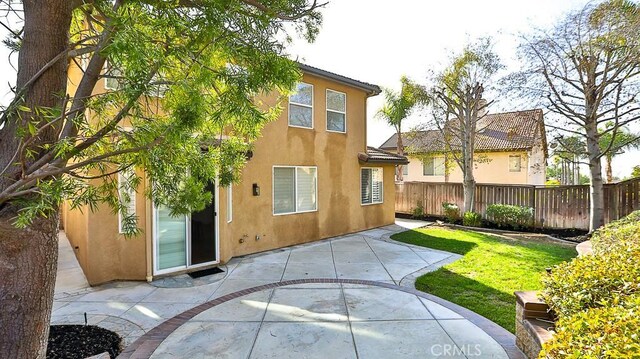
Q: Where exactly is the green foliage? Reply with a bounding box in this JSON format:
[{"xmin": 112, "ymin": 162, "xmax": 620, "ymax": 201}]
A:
[
  {"xmin": 540, "ymin": 212, "xmax": 640, "ymax": 357},
  {"xmin": 485, "ymin": 204, "xmax": 534, "ymax": 229},
  {"xmin": 411, "ymin": 201, "xmax": 425, "ymax": 219},
  {"xmin": 376, "ymin": 76, "xmax": 427, "ymax": 133},
  {"xmin": 541, "ymin": 296, "xmax": 640, "ymax": 358},
  {"xmin": 462, "ymin": 212, "xmax": 482, "ymax": 227},
  {"xmin": 630, "ymin": 165, "xmax": 640, "ymax": 179},
  {"xmin": 441, "ymin": 202, "xmax": 460, "ymax": 223},
  {"xmin": 3, "ymin": 1, "xmax": 324, "ymax": 233}
]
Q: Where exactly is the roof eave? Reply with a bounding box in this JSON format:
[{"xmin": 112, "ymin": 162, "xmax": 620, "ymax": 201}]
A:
[{"xmin": 298, "ymin": 63, "xmax": 382, "ymax": 96}]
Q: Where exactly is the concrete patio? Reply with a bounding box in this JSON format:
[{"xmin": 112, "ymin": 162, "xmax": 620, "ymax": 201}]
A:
[{"xmin": 53, "ymin": 219, "xmax": 521, "ymax": 358}]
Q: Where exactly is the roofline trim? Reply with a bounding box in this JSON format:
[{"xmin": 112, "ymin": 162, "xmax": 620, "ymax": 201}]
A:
[{"xmin": 298, "ymin": 63, "xmax": 382, "ymax": 96}]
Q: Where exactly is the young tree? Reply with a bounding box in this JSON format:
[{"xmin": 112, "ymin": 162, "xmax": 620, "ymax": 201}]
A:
[
  {"xmin": 0, "ymin": 1, "xmax": 324, "ymax": 357},
  {"xmin": 376, "ymin": 76, "xmax": 425, "ymax": 181},
  {"xmin": 423, "ymin": 38, "xmax": 501, "ymax": 213},
  {"xmin": 512, "ymin": 0, "xmax": 640, "ymax": 231}
]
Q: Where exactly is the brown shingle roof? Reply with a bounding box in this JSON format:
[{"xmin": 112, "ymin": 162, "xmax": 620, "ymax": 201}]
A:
[
  {"xmin": 380, "ymin": 109, "xmax": 546, "ymax": 154},
  {"xmin": 358, "ymin": 147, "xmax": 409, "ymax": 165}
]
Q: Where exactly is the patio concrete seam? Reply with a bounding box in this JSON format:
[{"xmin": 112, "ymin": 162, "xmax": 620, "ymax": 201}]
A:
[
  {"xmin": 338, "ymin": 280, "xmax": 360, "ymax": 359},
  {"xmin": 361, "ymin": 237, "xmax": 398, "ymax": 284},
  {"xmin": 245, "ymin": 287, "xmax": 277, "ymax": 359}
]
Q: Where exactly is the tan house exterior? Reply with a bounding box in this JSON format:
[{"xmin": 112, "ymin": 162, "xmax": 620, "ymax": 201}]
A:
[
  {"xmin": 380, "ymin": 109, "xmax": 548, "ymax": 185},
  {"xmin": 62, "ymin": 64, "xmax": 407, "ymax": 285}
]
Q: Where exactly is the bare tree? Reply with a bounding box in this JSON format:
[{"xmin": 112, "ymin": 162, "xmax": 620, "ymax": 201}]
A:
[
  {"xmin": 512, "ymin": 0, "xmax": 640, "ymax": 231},
  {"xmin": 421, "ymin": 38, "xmax": 502, "ymax": 213}
]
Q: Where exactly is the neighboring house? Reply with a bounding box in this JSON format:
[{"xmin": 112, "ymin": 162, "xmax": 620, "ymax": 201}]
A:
[
  {"xmin": 61, "ymin": 63, "xmax": 408, "ymax": 285},
  {"xmin": 380, "ymin": 109, "xmax": 547, "ymax": 185}
]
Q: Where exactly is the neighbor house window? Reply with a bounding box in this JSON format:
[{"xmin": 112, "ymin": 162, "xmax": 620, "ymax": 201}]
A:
[
  {"xmin": 510, "ymin": 155, "xmax": 522, "ymax": 172},
  {"xmin": 423, "ymin": 157, "xmax": 445, "ymax": 176},
  {"xmin": 118, "ymin": 169, "xmax": 136, "ymax": 233},
  {"xmin": 288, "ymin": 83, "xmax": 313, "ymax": 128},
  {"xmin": 326, "ymin": 89, "xmax": 346, "ymax": 132},
  {"xmin": 402, "ymin": 165, "xmax": 408, "ymax": 176},
  {"xmin": 273, "ymin": 166, "xmax": 318, "ymax": 215},
  {"xmin": 361, "ymin": 168, "xmax": 383, "ymax": 205},
  {"xmin": 226, "ymin": 186, "xmax": 232, "ymax": 223}
]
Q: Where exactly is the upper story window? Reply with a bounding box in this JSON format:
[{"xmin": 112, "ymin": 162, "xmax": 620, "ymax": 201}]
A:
[
  {"xmin": 326, "ymin": 89, "xmax": 346, "ymax": 133},
  {"xmin": 289, "ymin": 83, "xmax": 313, "ymax": 128},
  {"xmin": 104, "ymin": 61, "xmax": 121, "ymax": 91},
  {"xmin": 423, "ymin": 157, "xmax": 445, "ymax": 176},
  {"xmin": 361, "ymin": 167, "xmax": 383, "ymax": 205},
  {"xmin": 509, "ymin": 155, "xmax": 522, "ymax": 172}
]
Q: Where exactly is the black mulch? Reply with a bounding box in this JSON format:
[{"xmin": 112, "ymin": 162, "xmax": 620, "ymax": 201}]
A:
[{"xmin": 47, "ymin": 325, "xmax": 121, "ymax": 359}]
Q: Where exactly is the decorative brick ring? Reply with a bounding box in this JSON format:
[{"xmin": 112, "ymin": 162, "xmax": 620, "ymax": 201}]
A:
[{"xmin": 119, "ymin": 278, "xmax": 524, "ymax": 359}]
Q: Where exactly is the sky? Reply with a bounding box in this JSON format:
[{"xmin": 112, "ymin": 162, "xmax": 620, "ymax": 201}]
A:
[
  {"xmin": 286, "ymin": 0, "xmax": 640, "ymax": 180},
  {"xmin": 0, "ymin": 1, "xmax": 637, "ymax": 179}
]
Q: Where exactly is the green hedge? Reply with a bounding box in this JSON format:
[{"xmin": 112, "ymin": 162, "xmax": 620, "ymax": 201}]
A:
[
  {"xmin": 541, "ymin": 296, "xmax": 640, "ymax": 358},
  {"xmin": 540, "ymin": 211, "xmax": 640, "ymax": 358},
  {"xmin": 441, "ymin": 202, "xmax": 460, "ymax": 223},
  {"xmin": 486, "ymin": 204, "xmax": 534, "ymax": 229}
]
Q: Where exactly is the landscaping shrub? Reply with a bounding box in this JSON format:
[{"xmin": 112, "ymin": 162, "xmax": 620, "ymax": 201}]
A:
[
  {"xmin": 462, "ymin": 212, "xmax": 482, "ymax": 227},
  {"xmin": 485, "ymin": 204, "xmax": 534, "ymax": 229},
  {"xmin": 540, "ymin": 296, "xmax": 640, "ymax": 358},
  {"xmin": 441, "ymin": 202, "xmax": 460, "ymax": 223},
  {"xmin": 540, "ymin": 211, "xmax": 640, "ymax": 358},
  {"xmin": 411, "ymin": 201, "xmax": 425, "ymax": 219}
]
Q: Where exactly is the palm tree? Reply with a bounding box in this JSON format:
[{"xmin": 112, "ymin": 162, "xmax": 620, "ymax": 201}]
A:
[
  {"xmin": 376, "ymin": 76, "xmax": 426, "ymax": 181},
  {"xmin": 599, "ymin": 126, "xmax": 640, "ymax": 183}
]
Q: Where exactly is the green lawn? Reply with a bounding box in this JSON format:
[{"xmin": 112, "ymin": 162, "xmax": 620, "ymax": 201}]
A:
[{"xmin": 391, "ymin": 227, "xmax": 576, "ymax": 333}]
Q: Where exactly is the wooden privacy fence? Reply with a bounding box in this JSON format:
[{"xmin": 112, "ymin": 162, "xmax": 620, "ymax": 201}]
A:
[{"xmin": 395, "ymin": 178, "xmax": 640, "ymax": 230}]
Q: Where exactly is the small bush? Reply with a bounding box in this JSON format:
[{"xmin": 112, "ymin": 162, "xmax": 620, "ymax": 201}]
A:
[
  {"xmin": 462, "ymin": 212, "xmax": 482, "ymax": 227},
  {"xmin": 441, "ymin": 202, "xmax": 460, "ymax": 223},
  {"xmin": 541, "ymin": 297, "xmax": 640, "ymax": 358},
  {"xmin": 485, "ymin": 204, "xmax": 534, "ymax": 229},
  {"xmin": 411, "ymin": 202, "xmax": 425, "ymax": 219}
]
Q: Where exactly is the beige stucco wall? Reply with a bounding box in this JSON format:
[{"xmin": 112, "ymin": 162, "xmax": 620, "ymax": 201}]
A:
[
  {"xmin": 62, "ymin": 70, "xmax": 396, "ymax": 285},
  {"xmin": 402, "ymin": 151, "xmax": 545, "ymax": 185}
]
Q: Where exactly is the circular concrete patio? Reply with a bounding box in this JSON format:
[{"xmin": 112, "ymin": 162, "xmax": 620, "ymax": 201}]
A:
[{"xmin": 119, "ymin": 279, "xmax": 522, "ymax": 359}]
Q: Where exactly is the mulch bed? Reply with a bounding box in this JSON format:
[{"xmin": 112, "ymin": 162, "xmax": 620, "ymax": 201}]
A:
[{"xmin": 47, "ymin": 325, "xmax": 121, "ymax": 359}]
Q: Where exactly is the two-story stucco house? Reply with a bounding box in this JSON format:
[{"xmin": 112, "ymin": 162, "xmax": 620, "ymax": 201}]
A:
[
  {"xmin": 380, "ymin": 109, "xmax": 547, "ymax": 185},
  {"xmin": 62, "ymin": 64, "xmax": 408, "ymax": 285}
]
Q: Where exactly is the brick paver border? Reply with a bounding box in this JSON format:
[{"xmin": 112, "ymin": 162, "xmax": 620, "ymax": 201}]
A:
[{"xmin": 119, "ymin": 278, "xmax": 524, "ymax": 359}]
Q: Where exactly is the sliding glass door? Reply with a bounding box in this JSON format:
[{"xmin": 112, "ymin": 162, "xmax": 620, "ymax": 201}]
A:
[{"xmin": 154, "ymin": 182, "xmax": 218, "ymax": 275}]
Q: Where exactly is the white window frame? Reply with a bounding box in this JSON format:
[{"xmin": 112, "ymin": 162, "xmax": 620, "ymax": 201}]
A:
[
  {"xmin": 509, "ymin": 155, "xmax": 522, "ymax": 172},
  {"xmin": 226, "ymin": 185, "xmax": 233, "ymax": 223},
  {"xmin": 288, "ymin": 82, "xmax": 314, "ymax": 129},
  {"xmin": 117, "ymin": 169, "xmax": 136, "ymax": 234},
  {"xmin": 326, "ymin": 89, "xmax": 347, "ymax": 133},
  {"xmin": 272, "ymin": 165, "xmax": 318, "ymax": 216},
  {"xmin": 423, "ymin": 157, "xmax": 445, "ymax": 176},
  {"xmin": 361, "ymin": 167, "xmax": 384, "ymax": 206}
]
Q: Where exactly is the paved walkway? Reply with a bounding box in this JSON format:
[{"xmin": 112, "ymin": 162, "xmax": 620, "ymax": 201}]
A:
[{"xmin": 53, "ymin": 219, "xmax": 521, "ymax": 358}]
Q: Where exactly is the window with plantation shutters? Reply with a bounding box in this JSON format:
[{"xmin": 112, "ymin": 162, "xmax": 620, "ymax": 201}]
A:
[
  {"xmin": 361, "ymin": 168, "xmax": 383, "ymax": 205},
  {"xmin": 273, "ymin": 166, "xmax": 317, "ymax": 215},
  {"xmin": 118, "ymin": 169, "xmax": 137, "ymax": 233}
]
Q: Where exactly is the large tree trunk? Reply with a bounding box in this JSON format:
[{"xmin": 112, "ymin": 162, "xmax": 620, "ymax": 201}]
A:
[
  {"xmin": 0, "ymin": 1, "xmax": 72, "ymax": 357},
  {"xmin": 462, "ymin": 150, "xmax": 476, "ymax": 213},
  {"xmin": 0, "ymin": 213, "xmax": 60, "ymax": 358},
  {"xmin": 586, "ymin": 126, "xmax": 605, "ymax": 232}
]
